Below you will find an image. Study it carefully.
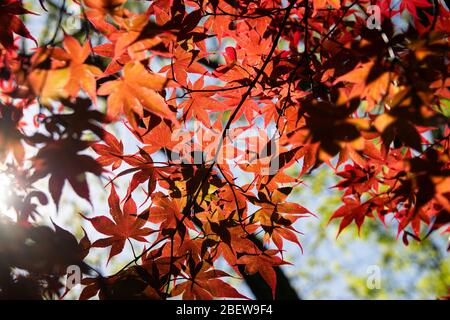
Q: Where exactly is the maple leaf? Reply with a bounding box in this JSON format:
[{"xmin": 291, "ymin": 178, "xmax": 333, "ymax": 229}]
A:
[
  {"xmin": 334, "ymin": 164, "xmax": 378, "ymax": 196},
  {"xmin": 374, "ymin": 113, "xmax": 423, "ymax": 152},
  {"xmin": 252, "ymin": 196, "xmax": 310, "ymax": 252},
  {"xmin": 83, "ymin": 184, "xmax": 154, "ymax": 262},
  {"xmin": 91, "ymin": 13, "xmax": 163, "ymax": 73},
  {"xmin": 0, "ymin": 103, "xmax": 25, "ymax": 163},
  {"xmin": 298, "ymin": 98, "xmax": 368, "ymax": 160},
  {"xmin": 235, "ymin": 29, "xmax": 274, "ymax": 67},
  {"xmin": 56, "ymin": 35, "xmax": 102, "ymax": 103},
  {"xmin": 334, "ymin": 60, "xmax": 391, "ymax": 111},
  {"xmin": 236, "ymin": 250, "xmax": 290, "ymax": 298},
  {"xmin": 93, "ymin": 42, "xmax": 131, "ymax": 76},
  {"xmin": 204, "ymin": 2, "xmax": 236, "ymax": 42},
  {"xmin": 112, "ymin": 14, "xmax": 163, "ymax": 60},
  {"xmin": 51, "ymin": 222, "xmax": 91, "ymax": 270},
  {"xmin": 329, "ymin": 197, "xmax": 372, "ymax": 236},
  {"xmin": 26, "ymin": 48, "xmax": 71, "ymax": 105},
  {"xmin": 0, "ymin": 0, "xmax": 37, "ymax": 50},
  {"xmin": 0, "ymin": 221, "xmax": 91, "ymax": 282},
  {"xmin": 120, "ymin": 152, "xmax": 160, "ymax": 202},
  {"xmin": 313, "ymin": 0, "xmax": 341, "ymax": 14},
  {"xmin": 159, "ymin": 46, "xmax": 207, "ymax": 86},
  {"xmin": 131, "ymin": 118, "xmax": 179, "ymax": 155},
  {"xmin": 221, "ymin": 87, "xmax": 261, "ymax": 124},
  {"xmin": 79, "ymin": 264, "xmax": 166, "ymax": 300},
  {"xmin": 171, "ymin": 261, "xmax": 248, "ymax": 300},
  {"xmin": 269, "ymin": 226, "xmax": 304, "ymax": 253},
  {"xmin": 149, "ymin": 192, "xmax": 196, "ymax": 231},
  {"xmin": 400, "ymin": 0, "xmax": 433, "ymax": 20},
  {"xmin": 98, "ymin": 61, "xmax": 176, "ymax": 127},
  {"xmin": 82, "ymin": 0, "xmax": 126, "ymax": 16},
  {"xmin": 30, "ymin": 138, "xmax": 103, "ymax": 206},
  {"xmin": 92, "ymin": 130, "xmax": 124, "ymax": 170},
  {"xmin": 199, "ymin": 221, "xmax": 260, "ymax": 267},
  {"xmin": 179, "ymin": 77, "xmax": 229, "ymax": 125},
  {"xmin": 46, "ymin": 98, "xmax": 109, "ymax": 138}
]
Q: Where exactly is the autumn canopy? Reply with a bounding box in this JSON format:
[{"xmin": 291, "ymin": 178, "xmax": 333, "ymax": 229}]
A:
[{"xmin": 0, "ymin": 0, "xmax": 449, "ymax": 300}]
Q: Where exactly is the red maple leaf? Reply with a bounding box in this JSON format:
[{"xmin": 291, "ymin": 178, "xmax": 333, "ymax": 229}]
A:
[
  {"xmin": 83, "ymin": 184, "xmax": 154, "ymax": 262},
  {"xmin": 400, "ymin": 0, "xmax": 433, "ymax": 20},
  {"xmin": 159, "ymin": 46, "xmax": 207, "ymax": 86},
  {"xmin": 171, "ymin": 261, "xmax": 248, "ymax": 300},
  {"xmin": 0, "ymin": 0, "xmax": 37, "ymax": 50},
  {"xmin": 179, "ymin": 76, "xmax": 229, "ymax": 125},
  {"xmin": 236, "ymin": 250, "xmax": 290, "ymax": 298},
  {"xmin": 92, "ymin": 130, "xmax": 124, "ymax": 170},
  {"xmin": 30, "ymin": 138, "xmax": 103, "ymax": 206}
]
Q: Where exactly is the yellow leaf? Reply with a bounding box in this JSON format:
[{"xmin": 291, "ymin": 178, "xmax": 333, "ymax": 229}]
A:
[
  {"xmin": 28, "ymin": 68, "xmax": 70, "ymax": 106},
  {"xmin": 374, "ymin": 113, "xmax": 396, "ymax": 133}
]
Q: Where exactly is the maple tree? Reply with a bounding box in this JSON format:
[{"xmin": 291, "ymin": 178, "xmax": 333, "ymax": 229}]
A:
[{"xmin": 0, "ymin": 0, "xmax": 449, "ymax": 300}]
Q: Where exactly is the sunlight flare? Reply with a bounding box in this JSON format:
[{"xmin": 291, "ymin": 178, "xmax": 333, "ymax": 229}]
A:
[{"xmin": 0, "ymin": 172, "xmax": 15, "ymax": 220}]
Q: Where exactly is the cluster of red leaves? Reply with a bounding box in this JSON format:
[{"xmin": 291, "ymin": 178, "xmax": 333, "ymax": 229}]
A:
[{"xmin": 0, "ymin": 0, "xmax": 449, "ymax": 300}]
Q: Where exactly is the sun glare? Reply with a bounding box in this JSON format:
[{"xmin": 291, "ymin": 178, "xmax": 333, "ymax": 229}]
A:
[{"xmin": 0, "ymin": 172, "xmax": 15, "ymax": 220}]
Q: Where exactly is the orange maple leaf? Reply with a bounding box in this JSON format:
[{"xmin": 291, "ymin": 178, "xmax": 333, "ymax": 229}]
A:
[
  {"xmin": 313, "ymin": 0, "xmax": 341, "ymax": 14},
  {"xmin": 58, "ymin": 35, "xmax": 102, "ymax": 103},
  {"xmin": 98, "ymin": 61, "xmax": 176, "ymax": 127}
]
